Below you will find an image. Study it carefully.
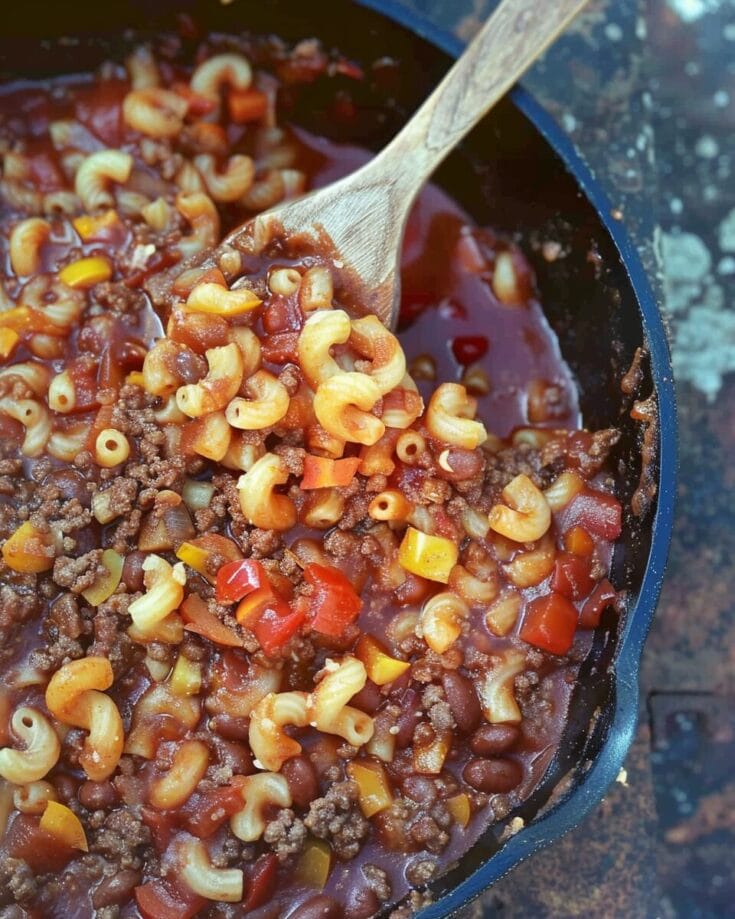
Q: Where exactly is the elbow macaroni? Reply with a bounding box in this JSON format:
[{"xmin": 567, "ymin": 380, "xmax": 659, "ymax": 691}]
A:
[
  {"xmin": 9, "ymin": 218, "xmax": 50, "ymax": 276},
  {"xmin": 176, "ymin": 343, "xmax": 244, "ymax": 417},
  {"xmin": 0, "ymin": 706, "xmax": 61, "ymax": 784},
  {"xmin": 230, "ymin": 772, "xmax": 291, "ymax": 841},
  {"xmin": 180, "ymin": 837, "xmax": 244, "ymax": 902},
  {"xmin": 74, "ymin": 150, "xmax": 133, "ymax": 211},
  {"xmin": 225, "ymin": 370, "xmax": 289, "ymax": 430},
  {"xmin": 45, "ymin": 657, "xmax": 124, "ymax": 781},
  {"xmin": 426, "ymin": 383, "xmax": 487, "ymax": 450},
  {"xmin": 237, "ymin": 452, "xmax": 296, "ymax": 530},
  {"xmin": 128, "ymin": 555, "xmax": 187, "ymax": 632},
  {"xmin": 488, "ymin": 473, "xmax": 551, "ymax": 542},
  {"xmin": 313, "ymin": 372, "xmax": 384, "ymax": 447},
  {"xmin": 297, "ymin": 309, "xmax": 351, "ymax": 388}
]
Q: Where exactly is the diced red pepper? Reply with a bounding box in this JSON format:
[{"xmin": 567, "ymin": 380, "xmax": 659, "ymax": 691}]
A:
[
  {"xmin": 236, "ymin": 588, "xmax": 290, "ymax": 630},
  {"xmin": 520, "ymin": 592, "xmax": 578, "ymax": 655},
  {"xmin": 227, "ymin": 88, "xmax": 268, "ymax": 123},
  {"xmin": 181, "ymin": 779, "xmax": 247, "ymax": 838},
  {"xmin": 301, "ymin": 455, "xmax": 361, "ymax": 490},
  {"xmin": 253, "ymin": 603, "xmax": 306, "ymax": 656},
  {"xmin": 303, "ymin": 563, "xmax": 362, "ymax": 638},
  {"xmin": 551, "ymin": 552, "xmax": 595, "ymax": 600},
  {"xmin": 180, "ymin": 595, "xmax": 244, "ymax": 648},
  {"xmin": 216, "ymin": 558, "xmax": 269, "ymax": 604},
  {"xmin": 243, "ymin": 853, "xmax": 279, "ymax": 911},
  {"xmin": 135, "ymin": 879, "xmax": 206, "ymax": 919},
  {"xmin": 561, "ymin": 490, "xmax": 622, "ymax": 540},
  {"xmin": 579, "ymin": 578, "xmax": 618, "ymax": 629}
]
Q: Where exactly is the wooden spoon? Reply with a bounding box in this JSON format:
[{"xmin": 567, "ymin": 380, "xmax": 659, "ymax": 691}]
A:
[{"xmin": 153, "ymin": 0, "xmax": 589, "ymax": 328}]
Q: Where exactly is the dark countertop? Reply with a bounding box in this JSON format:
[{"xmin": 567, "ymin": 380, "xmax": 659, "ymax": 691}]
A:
[{"xmin": 399, "ymin": 0, "xmax": 734, "ymax": 916}]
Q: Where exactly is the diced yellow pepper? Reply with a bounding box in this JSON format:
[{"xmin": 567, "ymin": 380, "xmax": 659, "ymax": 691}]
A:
[
  {"xmin": 347, "ymin": 760, "xmax": 394, "ymax": 818},
  {"xmin": 295, "ymin": 838, "xmax": 331, "ymax": 889},
  {"xmin": 0, "ymin": 306, "xmax": 34, "ymax": 332},
  {"xmin": 175, "ymin": 541, "xmax": 211, "ymax": 577},
  {"xmin": 356, "ymin": 635, "xmax": 410, "ymax": 686},
  {"xmin": 397, "ymin": 527, "xmax": 458, "ymax": 583},
  {"xmin": 40, "ymin": 801, "xmax": 88, "ymax": 851},
  {"xmin": 128, "ymin": 612, "xmax": 185, "ymax": 645},
  {"xmin": 125, "ymin": 370, "xmax": 146, "ymax": 387},
  {"xmin": 81, "ymin": 549, "xmax": 123, "ymax": 607},
  {"xmin": 447, "ymin": 792, "xmax": 471, "ymax": 828},
  {"xmin": 0, "ymin": 328, "xmax": 19, "ymax": 359},
  {"xmin": 72, "ymin": 209, "xmax": 119, "ymax": 241},
  {"xmin": 170, "ymin": 653, "xmax": 202, "ymax": 696},
  {"xmin": 413, "ymin": 729, "xmax": 452, "ymax": 775},
  {"xmin": 2, "ymin": 521, "xmax": 55, "ymax": 573},
  {"xmin": 59, "ymin": 256, "xmax": 112, "ymax": 289}
]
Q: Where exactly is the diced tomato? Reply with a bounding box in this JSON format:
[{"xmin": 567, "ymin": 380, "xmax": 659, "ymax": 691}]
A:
[
  {"xmin": 180, "ymin": 595, "xmax": 244, "ymax": 648},
  {"xmin": 301, "ymin": 455, "xmax": 361, "ymax": 490},
  {"xmin": 4, "ymin": 814, "xmax": 76, "ymax": 873},
  {"xmin": 451, "ymin": 335, "xmax": 489, "ymax": 366},
  {"xmin": 180, "ymin": 779, "xmax": 246, "ymax": 838},
  {"xmin": 253, "ymin": 603, "xmax": 306, "ymax": 656},
  {"xmin": 63, "ymin": 359, "xmax": 99, "ymax": 412},
  {"xmin": 172, "ymin": 81, "xmax": 217, "ymax": 117},
  {"xmin": 551, "ymin": 552, "xmax": 595, "ymax": 600},
  {"xmin": 135, "ymin": 879, "xmax": 207, "ymax": 919},
  {"xmin": 303, "ymin": 563, "xmax": 362, "ymax": 638},
  {"xmin": 262, "ymin": 297, "xmax": 304, "ymax": 334},
  {"xmin": 216, "ymin": 558, "xmax": 269, "ymax": 604},
  {"xmin": 579, "ymin": 578, "xmax": 618, "ymax": 629},
  {"xmin": 520, "ymin": 592, "xmax": 578, "ymax": 655},
  {"xmin": 243, "ymin": 853, "xmax": 279, "ymax": 911},
  {"xmin": 228, "ymin": 88, "xmax": 268, "ymax": 123},
  {"xmin": 261, "ymin": 330, "xmax": 300, "ymax": 364},
  {"xmin": 561, "ymin": 490, "xmax": 622, "ymax": 540},
  {"xmin": 141, "ymin": 807, "xmax": 178, "ymax": 853}
]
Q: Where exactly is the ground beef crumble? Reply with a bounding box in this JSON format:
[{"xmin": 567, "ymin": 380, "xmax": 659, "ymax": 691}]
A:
[
  {"xmin": 264, "ymin": 808, "xmax": 307, "ymax": 861},
  {"xmin": 303, "ymin": 780, "xmax": 369, "ymax": 859}
]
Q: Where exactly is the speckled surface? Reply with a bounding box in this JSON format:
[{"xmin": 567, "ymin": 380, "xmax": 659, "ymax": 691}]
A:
[{"xmin": 398, "ymin": 0, "xmax": 734, "ymax": 916}]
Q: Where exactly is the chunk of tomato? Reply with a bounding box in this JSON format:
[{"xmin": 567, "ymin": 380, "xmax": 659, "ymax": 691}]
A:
[
  {"xmin": 520, "ymin": 592, "xmax": 577, "ymax": 655},
  {"xmin": 551, "ymin": 552, "xmax": 595, "ymax": 600},
  {"xmin": 135, "ymin": 879, "xmax": 206, "ymax": 919},
  {"xmin": 303, "ymin": 563, "xmax": 362, "ymax": 638},
  {"xmin": 561, "ymin": 490, "xmax": 622, "ymax": 540},
  {"xmin": 181, "ymin": 780, "xmax": 247, "ymax": 838}
]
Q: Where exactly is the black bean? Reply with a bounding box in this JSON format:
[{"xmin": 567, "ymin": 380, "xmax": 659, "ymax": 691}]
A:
[
  {"xmin": 441, "ymin": 671, "xmax": 481, "ymax": 733},
  {"xmin": 289, "ymin": 895, "xmax": 344, "ymax": 919},
  {"xmin": 463, "ymin": 758, "xmax": 522, "ymax": 793},
  {"xmin": 92, "ymin": 869, "xmax": 141, "ymax": 908},
  {"xmin": 282, "ymin": 755, "xmax": 319, "ymax": 809},
  {"xmin": 469, "ymin": 723, "xmax": 520, "ymax": 756},
  {"xmin": 394, "ymin": 689, "xmax": 421, "ymax": 749}
]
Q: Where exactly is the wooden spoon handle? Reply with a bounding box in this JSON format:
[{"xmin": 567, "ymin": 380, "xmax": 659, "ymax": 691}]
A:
[{"xmin": 374, "ymin": 0, "xmax": 588, "ymax": 187}]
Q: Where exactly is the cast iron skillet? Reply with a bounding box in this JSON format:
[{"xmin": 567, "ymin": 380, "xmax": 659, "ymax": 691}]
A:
[{"xmin": 0, "ymin": 1, "xmax": 677, "ymax": 915}]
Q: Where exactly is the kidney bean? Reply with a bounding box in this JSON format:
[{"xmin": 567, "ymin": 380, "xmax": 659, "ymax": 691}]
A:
[
  {"xmin": 350, "ymin": 679, "xmax": 382, "ymax": 715},
  {"xmin": 210, "ymin": 713, "xmax": 250, "ymax": 742},
  {"xmin": 243, "ymin": 853, "xmax": 278, "ymax": 911},
  {"xmin": 463, "ymin": 758, "xmax": 522, "ymax": 793},
  {"xmin": 289, "ymin": 895, "xmax": 344, "ymax": 919},
  {"xmin": 92, "ymin": 869, "xmax": 141, "ymax": 908},
  {"xmin": 43, "ymin": 469, "xmax": 91, "ymax": 507},
  {"xmin": 282, "ymin": 755, "xmax": 319, "ymax": 809},
  {"xmin": 401, "ymin": 774, "xmax": 437, "ymax": 806},
  {"xmin": 441, "ymin": 671, "xmax": 481, "ymax": 733},
  {"xmin": 345, "ymin": 887, "xmax": 379, "ymax": 919},
  {"xmin": 78, "ymin": 780, "xmax": 119, "ymax": 811},
  {"xmin": 394, "ymin": 689, "xmax": 421, "ymax": 749},
  {"xmin": 209, "ymin": 735, "xmax": 254, "ymax": 775},
  {"xmin": 54, "ymin": 773, "xmax": 80, "ymax": 805},
  {"xmin": 121, "ymin": 550, "xmax": 147, "ymax": 593},
  {"xmin": 469, "ymin": 724, "xmax": 521, "ymax": 756}
]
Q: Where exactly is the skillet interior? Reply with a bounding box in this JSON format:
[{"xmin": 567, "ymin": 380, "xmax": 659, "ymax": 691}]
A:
[{"xmin": 0, "ymin": 0, "xmax": 671, "ymax": 913}]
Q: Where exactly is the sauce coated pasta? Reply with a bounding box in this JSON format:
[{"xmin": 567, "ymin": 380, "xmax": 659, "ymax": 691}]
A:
[{"xmin": 0, "ymin": 27, "xmax": 624, "ymax": 919}]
